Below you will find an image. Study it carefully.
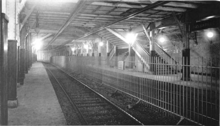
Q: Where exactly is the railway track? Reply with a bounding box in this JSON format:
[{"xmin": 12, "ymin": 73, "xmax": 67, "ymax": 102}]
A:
[{"xmin": 44, "ymin": 63, "xmax": 143, "ymax": 125}]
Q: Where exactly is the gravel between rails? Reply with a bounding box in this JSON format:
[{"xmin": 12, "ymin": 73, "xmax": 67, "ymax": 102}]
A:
[
  {"xmin": 44, "ymin": 63, "xmax": 142, "ymax": 125},
  {"xmin": 44, "ymin": 64, "xmax": 82, "ymax": 125},
  {"xmin": 66, "ymin": 69, "xmax": 198, "ymax": 125},
  {"xmin": 44, "ymin": 63, "xmax": 198, "ymax": 125}
]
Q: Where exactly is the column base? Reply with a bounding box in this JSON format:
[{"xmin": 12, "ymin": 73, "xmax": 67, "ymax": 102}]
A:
[
  {"xmin": 18, "ymin": 79, "xmax": 24, "ymax": 85},
  {"xmin": 17, "ymin": 82, "xmax": 22, "ymax": 88},
  {"xmin": 8, "ymin": 99, "xmax": 18, "ymax": 108}
]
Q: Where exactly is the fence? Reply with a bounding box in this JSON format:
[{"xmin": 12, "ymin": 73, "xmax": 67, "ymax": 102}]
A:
[{"xmin": 52, "ymin": 56, "xmax": 219, "ymax": 125}]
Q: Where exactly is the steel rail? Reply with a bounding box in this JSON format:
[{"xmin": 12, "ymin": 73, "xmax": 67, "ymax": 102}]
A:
[
  {"xmin": 50, "ymin": 63, "xmax": 144, "ymax": 125},
  {"xmin": 45, "ymin": 64, "xmax": 88, "ymax": 125}
]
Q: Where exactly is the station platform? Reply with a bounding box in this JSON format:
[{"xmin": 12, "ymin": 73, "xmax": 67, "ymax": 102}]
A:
[
  {"xmin": 8, "ymin": 62, "xmax": 66, "ymax": 125},
  {"xmin": 89, "ymin": 65, "xmax": 219, "ymax": 88}
]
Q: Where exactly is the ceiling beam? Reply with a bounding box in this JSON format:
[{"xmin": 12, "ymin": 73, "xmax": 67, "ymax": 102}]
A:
[
  {"xmin": 17, "ymin": 0, "xmax": 28, "ymax": 15},
  {"xmin": 79, "ymin": 13, "xmax": 161, "ymax": 20},
  {"xmin": 45, "ymin": 0, "xmax": 94, "ymax": 47},
  {"xmin": 64, "ymin": 1, "xmax": 169, "ymax": 45},
  {"xmin": 105, "ymin": 28, "xmax": 128, "ymax": 44},
  {"xmin": 20, "ymin": 4, "xmax": 36, "ymax": 31},
  {"xmin": 41, "ymin": 33, "xmax": 53, "ymax": 40},
  {"xmin": 91, "ymin": 1, "xmax": 144, "ymax": 8},
  {"xmin": 29, "ymin": 29, "xmax": 57, "ymax": 33},
  {"xmin": 91, "ymin": 1, "xmax": 187, "ymax": 12},
  {"xmin": 154, "ymin": 6, "xmax": 186, "ymax": 12},
  {"xmin": 165, "ymin": 2, "xmax": 197, "ymax": 8}
]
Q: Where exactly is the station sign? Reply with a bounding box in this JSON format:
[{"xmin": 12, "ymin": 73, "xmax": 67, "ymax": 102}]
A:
[{"xmin": 190, "ymin": 18, "xmax": 220, "ymax": 32}]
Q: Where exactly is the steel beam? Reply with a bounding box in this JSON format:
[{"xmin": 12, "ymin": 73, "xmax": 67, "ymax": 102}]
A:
[
  {"xmin": 105, "ymin": 28, "xmax": 128, "ymax": 44},
  {"xmin": 0, "ymin": 13, "xmax": 9, "ymax": 125},
  {"xmin": 8, "ymin": 40, "xmax": 18, "ymax": 108},
  {"xmin": 19, "ymin": 4, "xmax": 36, "ymax": 31},
  {"xmin": 67, "ymin": 1, "xmax": 168, "ymax": 45},
  {"xmin": 45, "ymin": 0, "xmax": 94, "ymax": 48}
]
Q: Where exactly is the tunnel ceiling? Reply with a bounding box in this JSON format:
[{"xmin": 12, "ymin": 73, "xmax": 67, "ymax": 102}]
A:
[{"xmin": 19, "ymin": 0, "xmax": 219, "ymax": 50}]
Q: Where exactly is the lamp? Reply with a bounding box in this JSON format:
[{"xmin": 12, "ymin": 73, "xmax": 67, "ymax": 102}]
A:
[
  {"xmin": 205, "ymin": 30, "xmax": 215, "ymax": 44},
  {"xmin": 206, "ymin": 31, "xmax": 214, "ymax": 38},
  {"xmin": 84, "ymin": 44, "xmax": 88, "ymax": 49},
  {"xmin": 125, "ymin": 32, "xmax": 138, "ymax": 46},
  {"xmin": 32, "ymin": 38, "xmax": 43, "ymax": 50},
  {"xmin": 157, "ymin": 34, "xmax": 168, "ymax": 44},
  {"xmin": 99, "ymin": 42, "xmax": 103, "ymax": 47}
]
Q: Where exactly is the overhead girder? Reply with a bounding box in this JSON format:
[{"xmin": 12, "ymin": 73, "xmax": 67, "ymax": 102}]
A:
[
  {"xmin": 65, "ymin": 1, "xmax": 169, "ymax": 46},
  {"xmin": 20, "ymin": 4, "xmax": 36, "ymax": 31},
  {"xmin": 21, "ymin": 0, "xmax": 217, "ymax": 52},
  {"xmin": 90, "ymin": 1, "xmax": 197, "ymax": 12},
  {"xmin": 45, "ymin": 0, "xmax": 95, "ymax": 48}
]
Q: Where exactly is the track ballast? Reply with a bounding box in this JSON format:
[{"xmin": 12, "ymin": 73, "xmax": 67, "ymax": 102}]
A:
[{"xmin": 44, "ymin": 63, "xmax": 142, "ymax": 125}]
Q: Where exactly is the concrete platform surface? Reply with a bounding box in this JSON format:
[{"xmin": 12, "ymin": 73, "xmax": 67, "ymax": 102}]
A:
[{"xmin": 8, "ymin": 62, "xmax": 66, "ymax": 125}]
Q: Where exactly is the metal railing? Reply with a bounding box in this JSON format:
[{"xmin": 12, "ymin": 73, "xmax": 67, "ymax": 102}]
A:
[
  {"xmin": 154, "ymin": 42, "xmax": 179, "ymax": 70},
  {"xmin": 51, "ymin": 56, "xmax": 219, "ymax": 126}
]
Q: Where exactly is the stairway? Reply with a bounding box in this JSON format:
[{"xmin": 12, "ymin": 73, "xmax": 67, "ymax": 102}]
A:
[
  {"xmin": 132, "ymin": 42, "xmax": 150, "ymax": 69},
  {"xmin": 100, "ymin": 28, "xmax": 178, "ymax": 75},
  {"xmin": 151, "ymin": 51, "xmax": 177, "ymax": 75},
  {"xmin": 119, "ymin": 51, "xmax": 129, "ymax": 61}
]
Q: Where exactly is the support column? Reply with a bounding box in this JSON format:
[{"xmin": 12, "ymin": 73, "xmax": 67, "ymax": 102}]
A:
[
  {"xmin": 92, "ymin": 50, "xmax": 94, "ymax": 57},
  {"xmin": 91, "ymin": 41, "xmax": 94, "ymax": 56},
  {"xmin": 18, "ymin": 24, "xmax": 27, "ymax": 85},
  {"xmin": 149, "ymin": 31, "xmax": 157, "ymax": 73},
  {"xmin": 27, "ymin": 34, "xmax": 32, "ymax": 71},
  {"xmin": 19, "ymin": 48, "xmax": 25, "ymax": 85},
  {"xmin": 128, "ymin": 45, "xmax": 135, "ymax": 68},
  {"xmin": 114, "ymin": 46, "xmax": 118, "ymax": 67},
  {"xmin": 181, "ymin": 14, "xmax": 191, "ymax": 81},
  {"xmin": 29, "ymin": 37, "xmax": 33, "ymax": 67},
  {"xmin": 106, "ymin": 41, "xmax": 110, "ymax": 57},
  {"xmin": 25, "ymin": 35, "xmax": 28, "ymax": 74},
  {"xmin": 98, "ymin": 43, "xmax": 101, "ymax": 57},
  {"xmin": 142, "ymin": 24, "xmax": 156, "ymax": 73},
  {"xmin": 181, "ymin": 26, "xmax": 190, "ymax": 81},
  {"xmin": 7, "ymin": 40, "xmax": 18, "ymax": 108},
  {"xmin": 0, "ymin": 13, "xmax": 9, "ymax": 125},
  {"xmin": 17, "ymin": 45, "xmax": 20, "ymax": 83}
]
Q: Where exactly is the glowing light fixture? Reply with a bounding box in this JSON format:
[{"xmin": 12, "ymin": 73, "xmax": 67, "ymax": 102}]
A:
[
  {"xmin": 125, "ymin": 32, "xmax": 138, "ymax": 46},
  {"xmin": 99, "ymin": 42, "xmax": 104, "ymax": 47},
  {"xmin": 32, "ymin": 38, "xmax": 43, "ymax": 50},
  {"xmin": 205, "ymin": 15, "xmax": 216, "ymax": 20},
  {"xmin": 157, "ymin": 35, "xmax": 167, "ymax": 44},
  {"xmin": 84, "ymin": 44, "xmax": 88, "ymax": 50},
  {"xmin": 71, "ymin": 47, "xmax": 75, "ymax": 51},
  {"xmin": 206, "ymin": 31, "xmax": 214, "ymax": 39}
]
